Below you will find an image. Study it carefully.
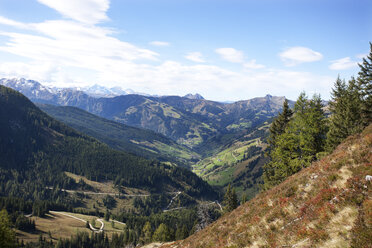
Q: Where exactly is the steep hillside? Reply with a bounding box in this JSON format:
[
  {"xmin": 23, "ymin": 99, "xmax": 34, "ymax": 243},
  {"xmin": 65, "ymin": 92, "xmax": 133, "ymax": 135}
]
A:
[
  {"xmin": 0, "ymin": 85, "xmax": 216, "ymax": 201},
  {"xmin": 160, "ymin": 124, "xmax": 372, "ymax": 248},
  {"xmin": 37, "ymin": 104, "xmax": 199, "ymax": 166}
]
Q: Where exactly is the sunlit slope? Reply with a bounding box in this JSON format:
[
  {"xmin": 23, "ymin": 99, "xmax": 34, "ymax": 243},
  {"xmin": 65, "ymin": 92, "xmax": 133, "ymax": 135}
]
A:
[
  {"xmin": 161, "ymin": 124, "xmax": 372, "ymax": 248},
  {"xmin": 193, "ymin": 123, "xmax": 270, "ymax": 199}
]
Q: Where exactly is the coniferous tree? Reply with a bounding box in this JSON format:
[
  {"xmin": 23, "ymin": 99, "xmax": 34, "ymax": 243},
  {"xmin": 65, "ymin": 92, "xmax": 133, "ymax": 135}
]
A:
[
  {"xmin": 140, "ymin": 221, "xmax": 152, "ymax": 244},
  {"xmin": 299, "ymin": 94, "xmax": 327, "ymax": 162},
  {"xmin": 0, "ymin": 209, "xmax": 16, "ymax": 248},
  {"xmin": 347, "ymin": 78, "xmax": 364, "ymax": 132},
  {"xmin": 268, "ymin": 99, "xmax": 293, "ymax": 148},
  {"xmin": 357, "ymin": 42, "xmax": 372, "ymax": 126},
  {"xmin": 327, "ymin": 77, "xmax": 363, "ymax": 151},
  {"xmin": 263, "ymin": 93, "xmax": 327, "ymax": 188},
  {"xmin": 263, "ymin": 99, "xmax": 293, "ymax": 189},
  {"xmin": 152, "ymin": 223, "xmax": 172, "ymax": 242},
  {"xmin": 222, "ymin": 184, "xmax": 238, "ymax": 212},
  {"xmin": 175, "ymin": 225, "xmax": 188, "ymax": 240}
]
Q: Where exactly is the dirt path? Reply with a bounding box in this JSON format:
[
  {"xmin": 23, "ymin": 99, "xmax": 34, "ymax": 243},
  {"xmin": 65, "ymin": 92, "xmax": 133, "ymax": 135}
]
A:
[
  {"xmin": 163, "ymin": 191, "xmax": 181, "ymax": 211},
  {"xmin": 46, "ymin": 187, "xmax": 149, "ymax": 197},
  {"xmin": 231, "ymin": 152, "xmax": 238, "ymax": 161}
]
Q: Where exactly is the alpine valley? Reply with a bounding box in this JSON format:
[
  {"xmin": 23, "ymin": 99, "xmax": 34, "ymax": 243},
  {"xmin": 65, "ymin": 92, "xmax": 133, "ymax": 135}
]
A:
[{"xmin": 0, "ymin": 78, "xmax": 289, "ymax": 197}]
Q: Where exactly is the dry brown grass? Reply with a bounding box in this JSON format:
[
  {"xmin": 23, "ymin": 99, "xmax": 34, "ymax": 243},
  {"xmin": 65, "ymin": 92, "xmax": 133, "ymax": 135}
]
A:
[
  {"xmin": 64, "ymin": 171, "xmax": 149, "ymax": 195},
  {"xmin": 17, "ymin": 211, "xmax": 127, "ymax": 244}
]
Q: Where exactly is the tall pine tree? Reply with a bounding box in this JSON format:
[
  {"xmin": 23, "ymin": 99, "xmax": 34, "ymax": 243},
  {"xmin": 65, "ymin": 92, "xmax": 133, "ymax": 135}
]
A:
[
  {"xmin": 222, "ymin": 184, "xmax": 238, "ymax": 212},
  {"xmin": 357, "ymin": 42, "xmax": 372, "ymax": 126},
  {"xmin": 140, "ymin": 221, "xmax": 153, "ymax": 244},
  {"xmin": 263, "ymin": 99, "xmax": 293, "ymax": 189},
  {"xmin": 327, "ymin": 77, "xmax": 362, "ymax": 151},
  {"xmin": 268, "ymin": 99, "xmax": 293, "ymax": 148}
]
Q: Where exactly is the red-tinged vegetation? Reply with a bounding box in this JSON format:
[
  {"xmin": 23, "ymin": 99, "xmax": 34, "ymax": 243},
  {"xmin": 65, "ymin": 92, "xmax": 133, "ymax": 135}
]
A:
[{"xmin": 159, "ymin": 124, "xmax": 372, "ymax": 248}]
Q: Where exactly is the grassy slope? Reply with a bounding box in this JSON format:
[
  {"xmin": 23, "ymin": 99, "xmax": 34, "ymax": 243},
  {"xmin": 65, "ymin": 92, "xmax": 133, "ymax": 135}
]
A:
[
  {"xmin": 193, "ymin": 138, "xmax": 261, "ymax": 184},
  {"xmin": 17, "ymin": 211, "xmax": 125, "ymax": 244},
  {"xmin": 161, "ymin": 124, "xmax": 372, "ymax": 248},
  {"xmin": 192, "ymin": 123, "xmax": 270, "ymax": 199}
]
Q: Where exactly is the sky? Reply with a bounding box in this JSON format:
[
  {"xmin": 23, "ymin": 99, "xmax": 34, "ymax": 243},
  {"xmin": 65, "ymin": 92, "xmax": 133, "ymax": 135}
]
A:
[{"xmin": 0, "ymin": 0, "xmax": 370, "ymax": 101}]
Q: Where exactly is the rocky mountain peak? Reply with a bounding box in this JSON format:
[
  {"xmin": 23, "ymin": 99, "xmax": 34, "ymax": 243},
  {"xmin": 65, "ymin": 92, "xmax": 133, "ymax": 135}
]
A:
[{"xmin": 184, "ymin": 93, "xmax": 204, "ymax": 100}]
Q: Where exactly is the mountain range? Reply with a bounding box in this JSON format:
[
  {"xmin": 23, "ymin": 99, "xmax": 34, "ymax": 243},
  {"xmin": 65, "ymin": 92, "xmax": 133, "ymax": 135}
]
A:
[{"xmin": 0, "ymin": 78, "xmax": 289, "ymax": 150}]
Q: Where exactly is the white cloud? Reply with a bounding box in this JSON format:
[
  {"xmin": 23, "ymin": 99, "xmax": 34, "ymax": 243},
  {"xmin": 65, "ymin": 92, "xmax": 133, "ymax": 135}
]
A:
[
  {"xmin": 0, "ymin": 19, "xmax": 158, "ymax": 67},
  {"xmin": 243, "ymin": 59, "xmax": 265, "ymax": 69},
  {"xmin": 185, "ymin": 52, "xmax": 205, "ymax": 63},
  {"xmin": 329, "ymin": 57, "xmax": 358, "ymax": 70},
  {"xmin": 37, "ymin": 0, "xmax": 109, "ymax": 24},
  {"xmin": 0, "ymin": 16, "xmax": 29, "ymax": 29},
  {"xmin": 0, "ymin": 9, "xmax": 335, "ymax": 101},
  {"xmin": 0, "ymin": 58, "xmax": 334, "ymax": 101},
  {"xmin": 149, "ymin": 41, "xmax": 170, "ymax": 47},
  {"xmin": 215, "ymin": 47, "xmax": 244, "ymax": 63},
  {"xmin": 279, "ymin": 46, "xmax": 323, "ymax": 66}
]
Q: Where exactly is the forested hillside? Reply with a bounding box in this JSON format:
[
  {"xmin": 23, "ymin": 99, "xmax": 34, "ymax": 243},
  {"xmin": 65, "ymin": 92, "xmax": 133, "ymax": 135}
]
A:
[{"xmin": 0, "ymin": 85, "xmax": 216, "ymax": 200}]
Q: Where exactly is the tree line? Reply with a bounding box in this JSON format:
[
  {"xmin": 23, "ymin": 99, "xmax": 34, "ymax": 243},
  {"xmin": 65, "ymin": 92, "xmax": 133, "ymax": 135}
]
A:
[{"xmin": 263, "ymin": 43, "xmax": 372, "ymax": 189}]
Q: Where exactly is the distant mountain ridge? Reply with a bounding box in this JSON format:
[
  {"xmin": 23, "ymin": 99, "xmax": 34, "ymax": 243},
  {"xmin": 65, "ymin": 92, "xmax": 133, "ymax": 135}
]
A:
[
  {"xmin": 0, "ymin": 78, "xmax": 147, "ymax": 99},
  {"xmin": 0, "ymin": 78, "xmax": 290, "ymax": 149}
]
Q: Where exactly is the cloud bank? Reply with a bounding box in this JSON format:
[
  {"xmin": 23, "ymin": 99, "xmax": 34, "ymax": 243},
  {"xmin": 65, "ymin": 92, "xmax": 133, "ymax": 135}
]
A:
[{"xmin": 0, "ymin": 0, "xmax": 336, "ymax": 101}]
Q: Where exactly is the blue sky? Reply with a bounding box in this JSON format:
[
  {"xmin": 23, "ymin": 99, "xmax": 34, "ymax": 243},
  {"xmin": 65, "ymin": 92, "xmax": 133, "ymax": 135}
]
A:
[{"xmin": 0, "ymin": 0, "xmax": 370, "ymax": 101}]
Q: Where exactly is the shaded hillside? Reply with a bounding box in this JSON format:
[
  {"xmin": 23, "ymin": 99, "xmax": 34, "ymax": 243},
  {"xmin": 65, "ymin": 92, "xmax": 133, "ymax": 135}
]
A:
[
  {"xmin": 160, "ymin": 124, "xmax": 372, "ymax": 248},
  {"xmin": 37, "ymin": 104, "xmax": 199, "ymax": 166},
  {"xmin": 0, "ymin": 85, "xmax": 216, "ymax": 200}
]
